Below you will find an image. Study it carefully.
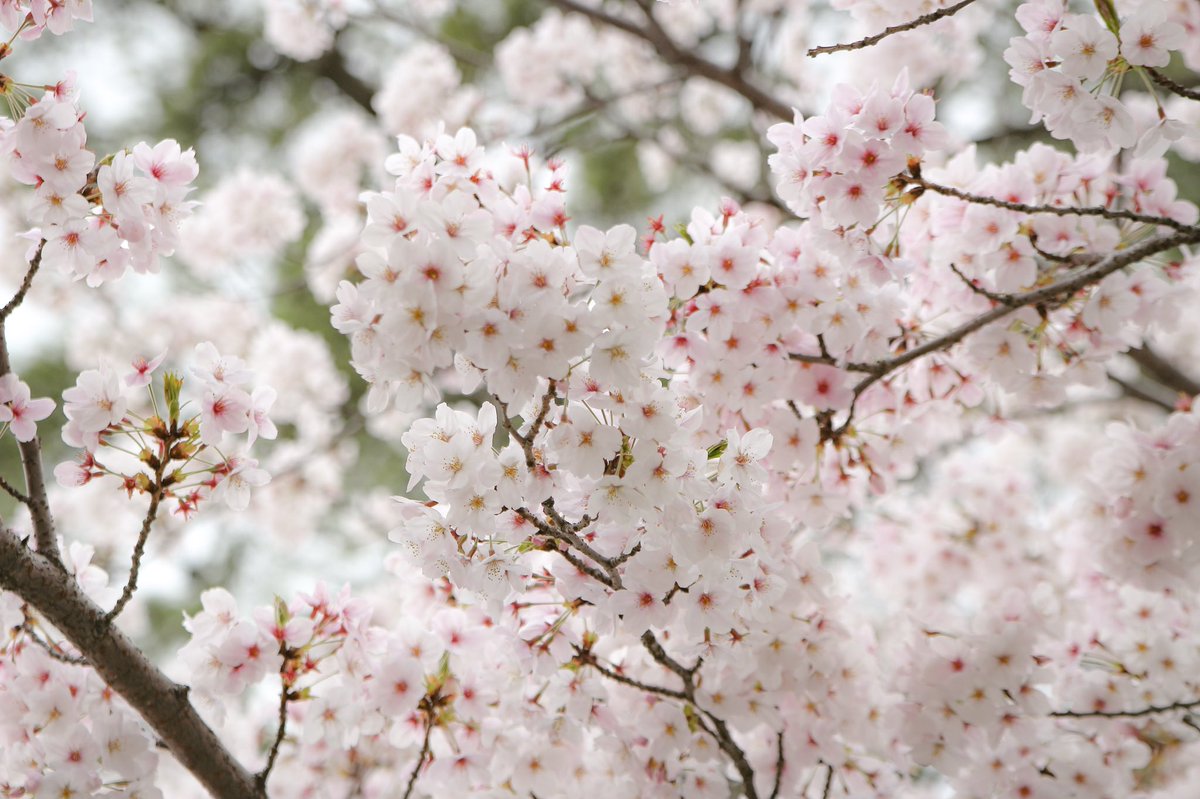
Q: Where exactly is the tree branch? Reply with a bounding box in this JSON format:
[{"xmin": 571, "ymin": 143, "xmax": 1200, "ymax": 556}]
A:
[
  {"xmin": 402, "ymin": 711, "xmax": 434, "ymax": 799},
  {"xmin": 1127, "ymin": 345, "xmax": 1200, "ymax": 397},
  {"xmin": 545, "ymin": 0, "xmax": 793, "ymax": 120},
  {"xmin": 493, "ymin": 383, "xmax": 556, "ymax": 470},
  {"xmin": 257, "ymin": 680, "xmax": 292, "ymax": 791},
  {"xmin": 1145, "ymin": 67, "xmax": 1200, "ymax": 102},
  {"xmin": 807, "ymin": 0, "xmax": 979, "ymax": 57},
  {"xmin": 574, "ymin": 645, "xmax": 689, "ymax": 700},
  {"xmin": 947, "ymin": 262, "xmax": 1018, "ymax": 306},
  {"xmin": 1108, "ymin": 373, "xmax": 1175, "ymax": 412},
  {"xmin": 640, "ymin": 630, "xmax": 760, "ymax": 798},
  {"xmin": 0, "ymin": 527, "xmax": 261, "ymax": 798},
  {"xmin": 0, "ymin": 244, "xmax": 42, "ymax": 320},
  {"xmin": 908, "ymin": 175, "xmax": 1197, "ymax": 234},
  {"xmin": 1051, "ymin": 697, "xmax": 1200, "ymax": 719},
  {"xmin": 769, "ymin": 730, "xmax": 784, "ymax": 799},
  {"xmin": 105, "ymin": 478, "xmax": 167, "ymax": 623},
  {"xmin": 0, "ymin": 472, "xmax": 29, "ymax": 504},
  {"xmin": 517, "ymin": 505, "xmax": 622, "ymax": 588},
  {"xmin": 0, "ymin": 243, "xmax": 60, "ymax": 568},
  {"xmin": 20, "ymin": 614, "xmax": 88, "ymax": 665},
  {"xmin": 835, "ymin": 227, "xmax": 1200, "ymax": 435}
]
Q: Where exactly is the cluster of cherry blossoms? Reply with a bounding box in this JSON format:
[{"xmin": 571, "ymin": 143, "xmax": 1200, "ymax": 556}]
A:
[
  {"xmin": 0, "ymin": 546, "xmax": 163, "ymax": 799},
  {"xmin": 55, "ymin": 343, "xmax": 275, "ymax": 514},
  {"xmin": 1085, "ymin": 404, "xmax": 1200, "ymax": 590},
  {"xmin": 767, "ymin": 72, "xmax": 947, "ymax": 229},
  {"xmin": 0, "ymin": 0, "xmax": 92, "ymax": 37},
  {"xmin": 332, "ymin": 127, "xmax": 660, "ymax": 412},
  {"xmin": 2, "ymin": 81, "xmax": 199, "ymax": 286},
  {"xmin": 8, "ymin": 0, "xmax": 1200, "ymax": 797},
  {"xmin": 262, "ymin": 0, "xmax": 351, "ymax": 62},
  {"xmin": 1004, "ymin": 0, "xmax": 1188, "ymax": 154}
]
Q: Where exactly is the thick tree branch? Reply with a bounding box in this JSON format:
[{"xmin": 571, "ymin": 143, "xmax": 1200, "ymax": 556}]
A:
[
  {"xmin": 545, "ymin": 0, "xmax": 793, "ymax": 120},
  {"xmin": 0, "ymin": 527, "xmax": 261, "ymax": 798},
  {"xmin": 807, "ymin": 0, "xmax": 979, "ymax": 57}
]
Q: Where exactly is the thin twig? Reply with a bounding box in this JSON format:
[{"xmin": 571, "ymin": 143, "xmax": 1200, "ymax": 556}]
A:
[
  {"xmin": 1127, "ymin": 346, "xmax": 1200, "ymax": 397},
  {"xmin": 832, "ymin": 227, "xmax": 1200, "ymax": 437},
  {"xmin": 807, "ymin": 0, "xmax": 979, "ymax": 57},
  {"xmin": 256, "ymin": 680, "xmax": 292, "ymax": 791},
  {"xmin": 640, "ymin": 630, "xmax": 701, "ymax": 683},
  {"xmin": 909, "ymin": 175, "xmax": 1197, "ymax": 234},
  {"xmin": 0, "ymin": 241, "xmax": 60, "ymax": 569},
  {"xmin": 20, "ymin": 617, "xmax": 88, "ymax": 665},
  {"xmin": 493, "ymin": 382, "xmax": 556, "ymax": 470},
  {"xmin": 1145, "ymin": 67, "xmax": 1200, "ymax": 102},
  {"xmin": 105, "ymin": 478, "xmax": 167, "ymax": 624},
  {"xmin": 821, "ymin": 762, "xmax": 834, "ymax": 799},
  {"xmin": 0, "ymin": 244, "xmax": 42, "ymax": 320},
  {"xmin": 402, "ymin": 713, "xmax": 434, "ymax": 799},
  {"xmin": 517, "ymin": 506, "xmax": 621, "ymax": 588},
  {"xmin": 769, "ymin": 730, "xmax": 784, "ymax": 799},
  {"xmin": 546, "ymin": 0, "xmax": 793, "ymax": 119},
  {"xmin": 1051, "ymin": 697, "xmax": 1200, "ymax": 719},
  {"xmin": 574, "ymin": 646, "xmax": 688, "ymax": 700},
  {"xmin": 1108, "ymin": 373, "xmax": 1175, "ymax": 412},
  {"xmin": 0, "ymin": 473, "xmax": 29, "ymax": 504},
  {"xmin": 639, "ymin": 630, "xmax": 761, "ymax": 798},
  {"xmin": 947, "ymin": 262, "xmax": 1017, "ymax": 306},
  {"xmin": 543, "ymin": 536, "xmax": 616, "ymax": 587}
]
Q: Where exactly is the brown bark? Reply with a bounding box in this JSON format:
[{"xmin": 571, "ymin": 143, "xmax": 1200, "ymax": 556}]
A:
[{"xmin": 0, "ymin": 528, "xmax": 261, "ymax": 799}]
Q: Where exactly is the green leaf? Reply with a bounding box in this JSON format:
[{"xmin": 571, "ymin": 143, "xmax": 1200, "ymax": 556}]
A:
[{"xmin": 163, "ymin": 372, "xmax": 183, "ymax": 426}]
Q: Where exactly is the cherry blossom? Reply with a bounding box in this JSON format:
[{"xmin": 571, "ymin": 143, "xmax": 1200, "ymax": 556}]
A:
[{"xmin": 4, "ymin": 2, "xmax": 1200, "ymax": 798}]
